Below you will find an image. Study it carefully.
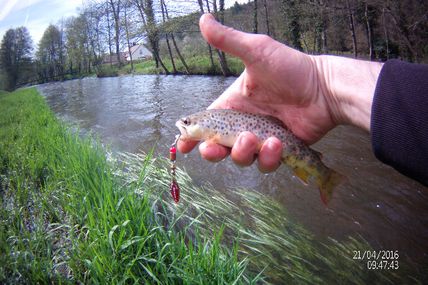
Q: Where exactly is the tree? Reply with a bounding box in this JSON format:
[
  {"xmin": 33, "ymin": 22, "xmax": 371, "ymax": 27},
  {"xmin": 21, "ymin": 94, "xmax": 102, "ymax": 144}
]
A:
[
  {"xmin": 253, "ymin": 0, "xmax": 258, "ymax": 34},
  {"xmin": 197, "ymin": 0, "xmax": 215, "ymax": 71},
  {"xmin": 363, "ymin": 1, "xmax": 376, "ymax": 60},
  {"xmin": 161, "ymin": 0, "xmax": 190, "ymax": 74},
  {"xmin": 82, "ymin": 1, "xmax": 105, "ymax": 68},
  {"xmin": 281, "ymin": 0, "xmax": 303, "ymax": 50},
  {"xmin": 381, "ymin": 0, "xmax": 428, "ymax": 62},
  {"xmin": 263, "ymin": 0, "xmax": 271, "ymax": 36},
  {"xmin": 36, "ymin": 24, "xmax": 65, "ymax": 82},
  {"xmin": 65, "ymin": 15, "xmax": 90, "ymax": 74},
  {"xmin": 108, "ymin": 0, "xmax": 123, "ymax": 66},
  {"xmin": 160, "ymin": 0, "xmax": 177, "ymax": 73},
  {"xmin": 326, "ymin": 4, "xmax": 348, "ymax": 54},
  {"xmin": 0, "ymin": 27, "xmax": 33, "ymax": 90},
  {"xmin": 133, "ymin": 0, "xmax": 169, "ymax": 74},
  {"xmin": 346, "ymin": 0, "xmax": 358, "ymax": 58},
  {"xmin": 313, "ymin": 2, "xmax": 328, "ymax": 54},
  {"xmin": 123, "ymin": 0, "xmax": 135, "ymax": 71},
  {"xmin": 212, "ymin": 0, "xmax": 230, "ymax": 76},
  {"xmin": 105, "ymin": 1, "xmax": 114, "ymax": 64},
  {"xmin": 280, "ymin": 0, "xmax": 303, "ymax": 51},
  {"xmin": 231, "ymin": 1, "xmax": 242, "ymax": 15}
]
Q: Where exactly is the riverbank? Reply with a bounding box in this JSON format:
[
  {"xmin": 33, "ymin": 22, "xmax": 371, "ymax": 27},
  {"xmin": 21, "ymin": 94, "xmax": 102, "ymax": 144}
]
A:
[
  {"xmin": 96, "ymin": 55, "xmax": 245, "ymax": 78},
  {"xmin": 0, "ymin": 88, "xmax": 254, "ymax": 283},
  {"xmin": 1, "ymin": 88, "xmax": 426, "ymax": 283}
]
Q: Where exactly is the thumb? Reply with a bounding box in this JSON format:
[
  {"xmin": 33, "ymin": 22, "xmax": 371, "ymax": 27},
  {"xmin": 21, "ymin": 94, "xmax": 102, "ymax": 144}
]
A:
[{"xmin": 199, "ymin": 13, "xmax": 256, "ymax": 64}]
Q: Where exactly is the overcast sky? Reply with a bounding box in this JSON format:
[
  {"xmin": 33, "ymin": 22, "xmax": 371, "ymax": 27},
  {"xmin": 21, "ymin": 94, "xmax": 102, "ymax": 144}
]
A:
[{"xmin": 0, "ymin": 0, "xmax": 248, "ymax": 49}]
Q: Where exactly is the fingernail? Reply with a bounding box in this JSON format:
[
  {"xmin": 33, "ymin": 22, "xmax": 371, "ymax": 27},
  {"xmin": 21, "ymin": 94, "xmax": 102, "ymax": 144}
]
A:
[
  {"xmin": 266, "ymin": 138, "xmax": 279, "ymax": 151},
  {"xmin": 202, "ymin": 13, "xmax": 216, "ymax": 24}
]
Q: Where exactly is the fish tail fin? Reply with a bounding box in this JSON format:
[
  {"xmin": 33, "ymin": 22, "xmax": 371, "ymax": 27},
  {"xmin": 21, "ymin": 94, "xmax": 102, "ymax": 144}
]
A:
[{"xmin": 317, "ymin": 169, "xmax": 345, "ymax": 205}]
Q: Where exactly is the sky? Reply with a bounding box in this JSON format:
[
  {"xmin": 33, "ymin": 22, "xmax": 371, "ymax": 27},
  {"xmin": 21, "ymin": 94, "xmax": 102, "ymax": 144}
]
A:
[
  {"xmin": 0, "ymin": 0, "xmax": 82, "ymax": 46},
  {"xmin": 0, "ymin": 0, "xmax": 248, "ymax": 49}
]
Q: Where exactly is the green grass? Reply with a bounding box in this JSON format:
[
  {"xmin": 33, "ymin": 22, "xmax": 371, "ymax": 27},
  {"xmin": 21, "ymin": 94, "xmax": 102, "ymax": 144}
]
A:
[
  {"xmin": 130, "ymin": 55, "xmax": 244, "ymax": 76},
  {"xmin": 120, "ymin": 153, "xmax": 428, "ymax": 284},
  {"xmin": 0, "ymin": 88, "xmax": 426, "ymax": 284},
  {"xmin": 96, "ymin": 65, "xmax": 119, "ymax": 77},
  {"xmin": 94, "ymin": 55, "xmax": 244, "ymax": 77},
  {"xmin": 0, "ymin": 88, "xmax": 256, "ymax": 284}
]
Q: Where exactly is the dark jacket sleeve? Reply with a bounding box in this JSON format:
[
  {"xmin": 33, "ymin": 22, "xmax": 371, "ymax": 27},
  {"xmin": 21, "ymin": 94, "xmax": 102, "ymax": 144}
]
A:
[{"xmin": 371, "ymin": 59, "xmax": 428, "ymax": 186}]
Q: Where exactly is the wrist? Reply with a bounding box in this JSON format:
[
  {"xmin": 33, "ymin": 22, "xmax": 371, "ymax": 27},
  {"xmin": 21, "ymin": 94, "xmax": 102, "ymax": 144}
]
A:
[{"xmin": 313, "ymin": 55, "xmax": 383, "ymax": 132}]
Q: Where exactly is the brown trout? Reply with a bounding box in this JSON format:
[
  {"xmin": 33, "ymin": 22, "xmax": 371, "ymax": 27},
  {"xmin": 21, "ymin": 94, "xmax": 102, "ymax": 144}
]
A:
[{"xmin": 176, "ymin": 109, "xmax": 344, "ymax": 204}]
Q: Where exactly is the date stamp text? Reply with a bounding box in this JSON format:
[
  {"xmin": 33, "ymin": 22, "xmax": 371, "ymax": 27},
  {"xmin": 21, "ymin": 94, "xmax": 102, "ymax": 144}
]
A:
[{"xmin": 353, "ymin": 250, "xmax": 399, "ymax": 270}]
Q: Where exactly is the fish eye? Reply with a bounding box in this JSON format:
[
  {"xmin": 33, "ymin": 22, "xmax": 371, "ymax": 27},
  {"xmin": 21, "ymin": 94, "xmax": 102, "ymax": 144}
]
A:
[{"xmin": 182, "ymin": 117, "xmax": 190, "ymax": 125}]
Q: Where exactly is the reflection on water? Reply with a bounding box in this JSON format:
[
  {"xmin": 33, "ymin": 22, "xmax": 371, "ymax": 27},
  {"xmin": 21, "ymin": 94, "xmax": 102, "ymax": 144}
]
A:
[{"xmin": 38, "ymin": 75, "xmax": 428, "ymax": 265}]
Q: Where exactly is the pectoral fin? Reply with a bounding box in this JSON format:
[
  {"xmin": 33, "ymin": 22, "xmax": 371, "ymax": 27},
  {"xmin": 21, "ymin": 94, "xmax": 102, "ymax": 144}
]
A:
[
  {"xmin": 292, "ymin": 167, "xmax": 311, "ymax": 185},
  {"xmin": 317, "ymin": 170, "xmax": 345, "ymax": 205}
]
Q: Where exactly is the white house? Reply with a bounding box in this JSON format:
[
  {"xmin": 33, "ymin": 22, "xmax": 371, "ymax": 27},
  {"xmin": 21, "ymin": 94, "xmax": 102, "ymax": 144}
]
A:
[{"xmin": 125, "ymin": 44, "xmax": 152, "ymax": 61}]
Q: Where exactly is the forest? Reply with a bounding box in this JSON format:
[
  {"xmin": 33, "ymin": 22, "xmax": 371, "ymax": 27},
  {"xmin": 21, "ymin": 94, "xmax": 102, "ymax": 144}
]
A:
[{"xmin": 0, "ymin": 0, "xmax": 427, "ymax": 91}]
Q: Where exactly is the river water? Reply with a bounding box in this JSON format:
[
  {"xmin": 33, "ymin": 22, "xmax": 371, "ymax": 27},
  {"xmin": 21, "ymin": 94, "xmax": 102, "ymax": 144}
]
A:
[{"xmin": 38, "ymin": 75, "xmax": 428, "ymax": 266}]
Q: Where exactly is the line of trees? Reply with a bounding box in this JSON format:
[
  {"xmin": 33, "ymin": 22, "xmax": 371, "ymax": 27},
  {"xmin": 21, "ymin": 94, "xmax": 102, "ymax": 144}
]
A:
[
  {"xmin": 0, "ymin": 0, "xmax": 200, "ymax": 90},
  {"xmin": 250, "ymin": 0, "xmax": 427, "ymax": 62},
  {"xmin": 1, "ymin": 0, "xmax": 427, "ymax": 91}
]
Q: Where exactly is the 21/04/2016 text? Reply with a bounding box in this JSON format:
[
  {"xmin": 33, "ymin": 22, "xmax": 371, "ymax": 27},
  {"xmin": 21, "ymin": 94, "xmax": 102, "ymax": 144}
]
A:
[{"xmin": 353, "ymin": 250, "xmax": 399, "ymax": 260}]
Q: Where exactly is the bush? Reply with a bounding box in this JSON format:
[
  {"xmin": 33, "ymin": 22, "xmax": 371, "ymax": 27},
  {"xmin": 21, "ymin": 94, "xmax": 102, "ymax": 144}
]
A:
[{"xmin": 96, "ymin": 65, "xmax": 119, "ymax": 77}]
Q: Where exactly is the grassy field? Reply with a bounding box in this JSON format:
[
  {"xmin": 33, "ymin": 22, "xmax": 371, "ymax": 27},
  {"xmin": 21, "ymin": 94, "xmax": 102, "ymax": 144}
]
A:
[{"xmin": 0, "ymin": 88, "xmax": 426, "ymax": 284}]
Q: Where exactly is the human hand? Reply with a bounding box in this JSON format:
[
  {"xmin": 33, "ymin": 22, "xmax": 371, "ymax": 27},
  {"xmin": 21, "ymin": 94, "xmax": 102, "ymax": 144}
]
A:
[{"xmin": 178, "ymin": 13, "xmax": 382, "ymax": 172}]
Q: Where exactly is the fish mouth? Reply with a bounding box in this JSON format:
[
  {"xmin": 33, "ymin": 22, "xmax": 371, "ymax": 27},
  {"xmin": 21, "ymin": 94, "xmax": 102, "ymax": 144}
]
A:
[{"xmin": 175, "ymin": 120, "xmax": 188, "ymax": 137}]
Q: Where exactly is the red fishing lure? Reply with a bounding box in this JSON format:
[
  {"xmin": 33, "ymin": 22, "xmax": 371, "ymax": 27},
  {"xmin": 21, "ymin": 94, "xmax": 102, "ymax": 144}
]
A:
[
  {"xmin": 169, "ymin": 138, "xmax": 180, "ymax": 203},
  {"xmin": 170, "ymin": 179, "xmax": 180, "ymax": 203}
]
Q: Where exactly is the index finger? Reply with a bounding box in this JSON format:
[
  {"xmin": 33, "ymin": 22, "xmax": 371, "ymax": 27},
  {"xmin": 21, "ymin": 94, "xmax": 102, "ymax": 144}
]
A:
[{"xmin": 177, "ymin": 139, "xmax": 198, "ymax": 154}]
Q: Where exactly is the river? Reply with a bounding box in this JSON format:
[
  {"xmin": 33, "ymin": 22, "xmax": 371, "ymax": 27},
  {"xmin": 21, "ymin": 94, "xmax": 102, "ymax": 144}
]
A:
[{"xmin": 38, "ymin": 75, "xmax": 428, "ymax": 267}]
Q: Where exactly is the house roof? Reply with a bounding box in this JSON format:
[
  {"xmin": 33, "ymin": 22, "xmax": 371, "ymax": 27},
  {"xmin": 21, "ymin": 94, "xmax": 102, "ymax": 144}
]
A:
[
  {"xmin": 129, "ymin": 45, "xmax": 140, "ymax": 54},
  {"xmin": 129, "ymin": 44, "xmax": 151, "ymax": 56}
]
